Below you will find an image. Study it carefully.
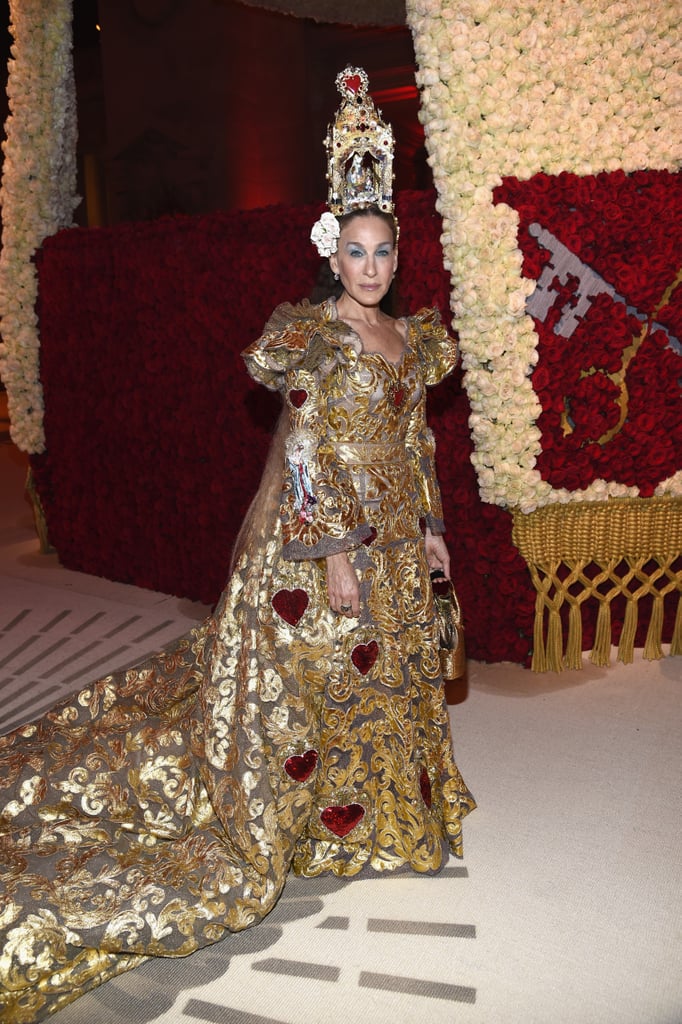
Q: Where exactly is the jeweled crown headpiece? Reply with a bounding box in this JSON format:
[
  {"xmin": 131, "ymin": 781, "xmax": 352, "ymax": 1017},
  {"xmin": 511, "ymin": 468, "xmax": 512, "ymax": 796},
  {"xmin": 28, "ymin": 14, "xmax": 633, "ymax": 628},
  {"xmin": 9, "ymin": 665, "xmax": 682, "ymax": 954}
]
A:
[
  {"xmin": 326, "ymin": 66, "xmax": 394, "ymax": 216},
  {"xmin": 310, "ymin": 66, "xmax": 395, "ymax": 257}
]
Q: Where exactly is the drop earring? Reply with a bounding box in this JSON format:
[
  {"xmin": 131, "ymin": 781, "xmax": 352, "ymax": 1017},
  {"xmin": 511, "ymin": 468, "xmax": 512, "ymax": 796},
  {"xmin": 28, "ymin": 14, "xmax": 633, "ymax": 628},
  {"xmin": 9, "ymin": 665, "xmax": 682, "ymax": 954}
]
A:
[{"xmin": 334, "ymin": 273, "xmax": 339, "ymax": 281}]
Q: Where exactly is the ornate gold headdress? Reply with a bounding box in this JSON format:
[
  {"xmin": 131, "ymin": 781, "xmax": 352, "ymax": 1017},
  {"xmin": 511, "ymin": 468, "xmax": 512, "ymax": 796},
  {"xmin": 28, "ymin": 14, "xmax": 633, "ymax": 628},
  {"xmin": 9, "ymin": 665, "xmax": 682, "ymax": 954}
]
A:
[{"xmin": 310, "ymin": 66, "xmax": 395, "ymax": 258}]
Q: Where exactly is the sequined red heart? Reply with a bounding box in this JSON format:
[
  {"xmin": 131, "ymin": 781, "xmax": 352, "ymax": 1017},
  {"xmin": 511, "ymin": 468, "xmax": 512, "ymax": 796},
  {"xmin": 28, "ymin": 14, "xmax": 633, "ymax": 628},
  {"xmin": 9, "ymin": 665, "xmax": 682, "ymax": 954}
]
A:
[
  {"xmin": 345, "ymin": 74, "xmax": 362, "ymax": 94},
  {"xmin": 289, "ymin": 388, "xmax": 308, "ymax": 409},
  {"xmin": 362, "ymin": 527, "xmax": 378, "ymax": 546},
  {"xmin": 392, "ymin": 387, "xmax": 405, "ymax": 407},
  {"xmin": 284, "ymin": 749, "xmax": 318, "ymax": 783},
  {"xmin": 320, "ymin": 803, "xmax": 365, "ymax": 838},
  {"xmin": 272, "ymin": 588, "xmax": 309, "ymax": 626},
  {"xmin": 351, "ymin": 640, "xmax": 379, "ymax": 675},
  {"xmin": 419, "ymin": 767, "xmax": 432, "ymax": 808}
]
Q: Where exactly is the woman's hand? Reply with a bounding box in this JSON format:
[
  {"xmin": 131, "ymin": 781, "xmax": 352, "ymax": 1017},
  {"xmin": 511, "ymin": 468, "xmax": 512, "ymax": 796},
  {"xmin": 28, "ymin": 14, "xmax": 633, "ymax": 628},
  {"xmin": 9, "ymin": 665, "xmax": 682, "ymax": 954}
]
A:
[
  {"xmin": 425, "ymin": 527, "xmax": 451, "ymax": 580},
  {"xmin": 326, "ymin": 551, "xmax": 360, "ymax": 617}
]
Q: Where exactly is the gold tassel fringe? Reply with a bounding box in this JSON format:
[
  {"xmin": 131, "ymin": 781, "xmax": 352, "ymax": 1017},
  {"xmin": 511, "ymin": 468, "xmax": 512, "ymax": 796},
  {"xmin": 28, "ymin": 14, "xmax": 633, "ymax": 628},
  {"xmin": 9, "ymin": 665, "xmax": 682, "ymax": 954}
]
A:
[{"xmin": 512, "ymin": 496, "xmax": 682, "ymax": 672}]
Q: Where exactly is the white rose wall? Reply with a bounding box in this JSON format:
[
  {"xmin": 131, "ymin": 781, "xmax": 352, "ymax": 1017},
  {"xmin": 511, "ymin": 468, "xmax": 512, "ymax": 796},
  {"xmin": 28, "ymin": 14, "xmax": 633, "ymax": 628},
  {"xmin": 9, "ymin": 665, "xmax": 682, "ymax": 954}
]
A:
[
  {"xmin": 0, "ymin": 0, "xmax": 77, "ymax": 453},
  {"xmin": 0, "ymin": 1, "xmax": 679, "ymax": 669}
]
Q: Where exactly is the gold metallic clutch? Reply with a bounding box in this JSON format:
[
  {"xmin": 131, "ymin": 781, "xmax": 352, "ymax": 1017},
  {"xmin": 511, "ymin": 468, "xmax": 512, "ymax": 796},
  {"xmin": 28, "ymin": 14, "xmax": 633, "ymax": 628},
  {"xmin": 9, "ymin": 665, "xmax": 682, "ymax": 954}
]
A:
[{"xmin": 430, "ymin": 570, "xmax": 466, "ymax": 681}]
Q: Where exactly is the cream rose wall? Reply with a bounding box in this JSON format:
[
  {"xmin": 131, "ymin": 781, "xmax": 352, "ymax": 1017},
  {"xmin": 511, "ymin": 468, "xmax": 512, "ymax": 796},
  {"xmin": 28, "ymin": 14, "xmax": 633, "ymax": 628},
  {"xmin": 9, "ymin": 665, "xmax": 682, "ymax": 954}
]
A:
[
  {"xmin": 0, "ymin": 0, "xmax": 77, "ymax": 454},
  {"xmin": 406, "ymin": 0, "xmax": 680, "ymax": 513}
]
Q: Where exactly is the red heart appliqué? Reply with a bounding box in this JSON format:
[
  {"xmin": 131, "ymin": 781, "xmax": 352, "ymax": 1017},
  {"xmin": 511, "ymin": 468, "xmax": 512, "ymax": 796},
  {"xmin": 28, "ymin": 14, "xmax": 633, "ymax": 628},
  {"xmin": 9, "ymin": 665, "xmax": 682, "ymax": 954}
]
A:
[
  {"xmin": 419, "ymin": 767, "xmax": 432, "ymax": 808},
  {"xmin": 284, "ymin": 749, "xmax": 318, "ymax": 783},
  {"xmin": 320, "ymin": 803, "xmax": 365, "ymax": 838},
  {"xmin": 272, "ymin": 588, "xmax": 309, "ymax": 627},
  {"xmin": 345, "ymin": 74, "xmax": 362, "ymax": 94},
  {"xmin": 351, "ymin": 640, "xmax": 379, "ymax": 675},
  {"xmin": 289, "ymin": 388, "xmax": 308, "ymax": 409}
]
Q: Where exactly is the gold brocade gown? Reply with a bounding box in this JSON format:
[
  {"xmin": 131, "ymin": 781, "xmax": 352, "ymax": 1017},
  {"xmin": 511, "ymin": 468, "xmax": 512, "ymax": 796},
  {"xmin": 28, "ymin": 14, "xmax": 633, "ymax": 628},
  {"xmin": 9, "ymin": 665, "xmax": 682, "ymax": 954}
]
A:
[{"xmin": 0, "ymin": 299, "xmax": 475, "ymax": 1022}]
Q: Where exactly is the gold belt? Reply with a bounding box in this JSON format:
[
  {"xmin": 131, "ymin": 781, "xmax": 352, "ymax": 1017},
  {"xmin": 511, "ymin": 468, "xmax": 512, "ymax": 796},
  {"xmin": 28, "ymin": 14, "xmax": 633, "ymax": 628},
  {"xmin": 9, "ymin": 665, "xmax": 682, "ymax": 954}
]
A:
[{"xmin": 333, "ymin": 441, "xmax": 407, "ymax": 466}]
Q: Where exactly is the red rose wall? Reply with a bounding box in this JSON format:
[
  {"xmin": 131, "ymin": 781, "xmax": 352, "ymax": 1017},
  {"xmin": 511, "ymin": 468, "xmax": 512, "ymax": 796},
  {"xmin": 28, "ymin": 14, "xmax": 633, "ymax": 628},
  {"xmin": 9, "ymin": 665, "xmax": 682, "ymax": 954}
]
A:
[{"xmin": 494, "ymin": 169, "xmax": 681, "ymax": 499}]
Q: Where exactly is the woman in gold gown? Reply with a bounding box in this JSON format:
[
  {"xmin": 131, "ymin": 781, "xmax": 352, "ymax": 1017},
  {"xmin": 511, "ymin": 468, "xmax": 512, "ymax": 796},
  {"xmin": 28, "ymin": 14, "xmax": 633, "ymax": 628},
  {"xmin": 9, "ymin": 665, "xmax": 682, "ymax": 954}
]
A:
[
  {"xmin": 0, "ymin": 202, "xmax": 474, "ymax": 1023},
  {"xmin": 0, "ymin": 61, "xmax": 475, "ymax": 1019}
]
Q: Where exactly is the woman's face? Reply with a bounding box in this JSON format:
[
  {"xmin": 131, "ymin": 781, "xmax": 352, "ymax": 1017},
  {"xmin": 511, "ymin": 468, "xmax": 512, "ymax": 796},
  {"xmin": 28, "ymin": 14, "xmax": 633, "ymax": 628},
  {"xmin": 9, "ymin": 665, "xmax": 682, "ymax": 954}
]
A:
[{"xmin": 329, "ymin": 215, "xmax": 398, "ymax": 309}]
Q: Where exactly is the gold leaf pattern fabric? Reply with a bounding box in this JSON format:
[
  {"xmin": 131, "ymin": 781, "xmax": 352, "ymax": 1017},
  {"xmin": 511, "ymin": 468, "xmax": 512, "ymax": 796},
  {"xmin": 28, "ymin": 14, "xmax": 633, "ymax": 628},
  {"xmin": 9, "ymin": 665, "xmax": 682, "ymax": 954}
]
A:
[{"xmin": 0, "ymin": 300, "xmax": 474, "ymax": 1022}]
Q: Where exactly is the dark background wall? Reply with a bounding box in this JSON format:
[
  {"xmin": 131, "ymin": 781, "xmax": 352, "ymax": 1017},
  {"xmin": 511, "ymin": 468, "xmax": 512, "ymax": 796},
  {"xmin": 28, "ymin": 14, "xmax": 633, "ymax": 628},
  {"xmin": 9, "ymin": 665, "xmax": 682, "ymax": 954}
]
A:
[{"xmin": 0, "ymin": 0, "xmax": 430, "ymax": 227}]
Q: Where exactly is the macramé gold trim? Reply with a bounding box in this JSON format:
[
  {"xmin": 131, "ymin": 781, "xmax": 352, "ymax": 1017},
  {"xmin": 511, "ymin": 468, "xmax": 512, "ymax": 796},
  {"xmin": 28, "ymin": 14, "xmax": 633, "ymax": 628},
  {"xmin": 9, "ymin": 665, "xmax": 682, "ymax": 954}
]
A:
[{"xmin": 512, "ymin": 496, "xmax": 682, "ymax": 672}]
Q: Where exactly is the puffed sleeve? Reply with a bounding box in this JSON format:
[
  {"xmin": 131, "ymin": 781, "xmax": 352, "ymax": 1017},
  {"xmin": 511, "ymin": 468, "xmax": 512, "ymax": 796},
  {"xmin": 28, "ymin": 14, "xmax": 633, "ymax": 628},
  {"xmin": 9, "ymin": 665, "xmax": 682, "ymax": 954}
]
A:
[
  {"xmin": 242, "ymin": 300, "xmax": 373, "ymax": 560},
  {"xmin": 404, "ymin": 308, "xmax": 459, "ymax": 534}
]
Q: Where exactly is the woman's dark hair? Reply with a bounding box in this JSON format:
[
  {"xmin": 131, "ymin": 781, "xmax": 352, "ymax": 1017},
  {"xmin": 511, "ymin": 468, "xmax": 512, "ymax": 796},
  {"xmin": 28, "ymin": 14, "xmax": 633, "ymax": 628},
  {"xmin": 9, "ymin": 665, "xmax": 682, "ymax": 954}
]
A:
[
  {"xmin": 310, "ymin": 261, "xmax": 343, "ymax": 304},
  {"xmin": 309, "ymin": 204, "xmax": 400, "ymax": 314},
  {"xmin": 337, "ymin": 204, "xmax": 399, "ymax": 245}
]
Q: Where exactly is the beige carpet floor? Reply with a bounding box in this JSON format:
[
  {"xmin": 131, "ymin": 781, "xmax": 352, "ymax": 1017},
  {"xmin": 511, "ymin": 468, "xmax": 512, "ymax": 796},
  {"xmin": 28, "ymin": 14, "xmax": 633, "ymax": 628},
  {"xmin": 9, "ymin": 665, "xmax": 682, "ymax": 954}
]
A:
[{"xmin": 1, "ymin": 410, "xmax": 680, "ymax": 1024}]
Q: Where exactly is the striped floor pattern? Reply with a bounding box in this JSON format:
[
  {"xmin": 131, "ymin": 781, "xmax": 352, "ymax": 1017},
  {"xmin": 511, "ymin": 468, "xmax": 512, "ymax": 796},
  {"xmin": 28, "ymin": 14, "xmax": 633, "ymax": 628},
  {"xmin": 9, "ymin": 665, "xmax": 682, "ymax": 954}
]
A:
[
  {"xmin": 0, "ymin": 580, "xmax": 202, "ymax": 736},
  {"xmin": 53, "ymin": 867, "xmax": 477, "ymax": 1024}
]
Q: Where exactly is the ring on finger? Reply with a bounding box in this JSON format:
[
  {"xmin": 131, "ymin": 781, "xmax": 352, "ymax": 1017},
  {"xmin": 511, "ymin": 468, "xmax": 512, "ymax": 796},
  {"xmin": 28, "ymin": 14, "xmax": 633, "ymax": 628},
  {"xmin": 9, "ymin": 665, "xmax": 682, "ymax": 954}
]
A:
[{"xmin": 340, "ymin": 603, "xmax": 352, "ymax": 612}]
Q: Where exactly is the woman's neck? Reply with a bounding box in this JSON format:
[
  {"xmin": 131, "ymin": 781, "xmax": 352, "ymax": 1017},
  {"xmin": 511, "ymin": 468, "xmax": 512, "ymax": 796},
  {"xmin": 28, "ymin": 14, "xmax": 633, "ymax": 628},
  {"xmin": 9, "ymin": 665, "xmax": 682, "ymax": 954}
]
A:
[{"xmin": 335, "ymin": 294, "xmax": 385, "ymax": 327}]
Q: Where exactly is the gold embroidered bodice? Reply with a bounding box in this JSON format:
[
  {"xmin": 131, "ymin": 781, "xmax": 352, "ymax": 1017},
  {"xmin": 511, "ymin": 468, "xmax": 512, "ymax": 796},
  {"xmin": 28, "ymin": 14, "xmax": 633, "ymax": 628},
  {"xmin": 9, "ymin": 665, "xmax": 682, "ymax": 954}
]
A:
[{"xmin": 242, "ymin": 297, "xmax": 458, "ymax": 557}]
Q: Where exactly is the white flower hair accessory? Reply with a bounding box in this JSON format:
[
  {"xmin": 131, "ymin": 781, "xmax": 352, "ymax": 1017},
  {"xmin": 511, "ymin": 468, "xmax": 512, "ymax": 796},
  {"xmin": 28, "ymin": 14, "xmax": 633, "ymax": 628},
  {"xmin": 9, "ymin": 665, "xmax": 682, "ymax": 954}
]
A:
[{"xmin": 310, "ymin": 211, "xmax": 341, "ymax": 257}]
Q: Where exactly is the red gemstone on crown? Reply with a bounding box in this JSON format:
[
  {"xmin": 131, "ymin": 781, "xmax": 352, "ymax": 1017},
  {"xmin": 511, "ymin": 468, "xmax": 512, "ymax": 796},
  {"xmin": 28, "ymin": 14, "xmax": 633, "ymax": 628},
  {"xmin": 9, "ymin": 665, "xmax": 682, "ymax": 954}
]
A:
[{"xmin": 344, "ymin": 74, "xmax": 362, "ymax": 94}]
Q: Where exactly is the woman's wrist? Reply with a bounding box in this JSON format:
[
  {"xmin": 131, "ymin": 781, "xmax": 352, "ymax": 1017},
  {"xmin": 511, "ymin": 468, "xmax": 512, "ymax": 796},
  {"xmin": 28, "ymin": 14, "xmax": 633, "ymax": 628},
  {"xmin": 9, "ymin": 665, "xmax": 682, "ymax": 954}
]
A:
[{"xmin": 326, "ymin": 550, "xmax": 351, "ymax": 565}]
